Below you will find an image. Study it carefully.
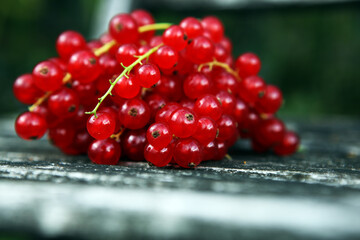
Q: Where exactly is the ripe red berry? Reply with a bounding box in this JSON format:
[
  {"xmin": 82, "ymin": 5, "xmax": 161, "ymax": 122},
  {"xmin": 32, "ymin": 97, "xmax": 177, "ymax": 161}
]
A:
[
  {"xmin": 131, "ymin": 9, "xmax": 155, "ymax": 41},
  {"xmin": 174, "ymin": 138, "xmax": 203, "ymax": 168},
  {"xmin": 214, "ymin": 141, "xmax": 227, "ymax": 160},
  {"xmin": 144, "ymin": 93, "xmax": 167, "ymax": 119},
  {"xmin": 273, "ymin": 131, "xmax": 300, "ymax": 156},
  {"xmin": 116, "ymin": 43, "xmax": 138, "ymax": 67},
  {"xmin": 214, "ymin": 71, "xmax": 239, "ymax": 94},
  {"xmin": 155, "ymin": 102, "xmax": 181, "ymax": 124},
  {"xmin": 153, "ymin": 75, "xmax": 182, "ymax": 101},
  {"xmin": 87, "ymin": 112, "xmax": 116, "ymax": 140},
  {"xmin": 193, "ymin": 117, "xmax": 217, "ymax": 145},
  {"xmin": 121, "ymin": 129, "xmax": 147, "ymax": 161},
  {"xmin": 169, "ymin": 108, "xmax": 197, "ymax": 138},
  {"xmin": 47, "ymin": 88, "xmax": 79, "ymax": 117},
  {"xmin": 56, "ymin": 31, "xmax": 87, "ymax": 60},
  {"xmin": 233, "ymin": 98, "xmax": 249, "ymax": 125},
  {"xmin": 183, "ymin": 73, "xmax": 213, "ymax": 99},
  {"xmin": 144, "ymin": 143, "xmax": 173, "ymax": 167},
  {"xmin": 13, "ymin": 74, "xmax": 43, "ymax": 105},
  {"xmin": 146, "ymin": 123, "xmax": 172, "ymax": 150},
  {"xmin": 162, "ymin": 25, "xmax": 188, "ymax": 51},
  {"xmin": 219, "ymin": 36, "xmax": 232, "ymax": 54},
  {"xmin": 119, "ymin": 99, "xmax": 150, "ymax": 129},
  {"xmin": 15, "ymin": 112, "xmax": 47, "ymax": 140},
  {"xmin": 216, "ymin": 114, "xmax": 237, "ymax": 141},
  {"xmin": 215, "ymin": 90, "xmax": 236, "ymax": 115},
  {"xmin": 113, "ymin": 74, "xmax": 140, "ymax": 99},
  {"xmin": 179, "ymin": 17, "xmax": 203, "ymax": 39},
  {"xmin": 68, "ymin": 50, "xmax": 101, "ymax": 84},
  {"xmin": 136, "ymin": 63, "xmax": 160, "ymax": 88},
  {"xmin": 48, "ymin": 121, "xmax": 75, "ymax": 148},
  {"xmin": 254, "ymin": 118, "xmax": 285, "ymax": 147},
  {"xmin": 32, "ymin": 61, "xmax": 64, "ymax": 91},
  {"xmin": 255, "ymin": 85, "xmax": 283, "ymax": 114},
  {"xmin": 201, "ymin": 16, "xmax": 224, "ymax": 43},
  {"xmin": 202, "ymin": 141, "xmax": 217, "ymax": 161},
  {"xmin": 72, "ymin": 80, "xmax": 97, "ymax": 108},
  {"xmin": 194, "ymin": 94, "xmax": 223, "ymax": 121},
  {"xmin": 108, "ymin": 14, "xmax": 139, "ymax": 44},
  {"xmin": 235, "ymin": 52, "xmax": 261, "ymax": 78},
  {"xmin": 186, "ymin": 36, "xmax": 214, "ymax": 64},
  {"xmin": 88, "ymin": 138, "xmax": 121, "ymax": 165},
  {"xmin": 238, "ymin": 110, "xmax": 260, "ymax": 138},
  {"xmin": 98, "ymin": 54, "xmax": 121, "ymax": 77},
  {"xmin": 154, "ymin": 45, "xmax": 178, "ymax": 69},
  {"xmin": 238, "ymin": 76, "xmax": 266, "ymax": 105}
]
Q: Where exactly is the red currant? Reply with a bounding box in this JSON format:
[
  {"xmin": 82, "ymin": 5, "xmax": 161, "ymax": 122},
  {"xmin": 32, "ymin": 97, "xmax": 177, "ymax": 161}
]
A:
[
  {"xmin": 169, "ymin": 107, "xmax": 197, "ymax": 138},
  {"xmin": 235, "ymin": 52, "xmax": 261, "ymax": 78},
  {"xmin": 87, "ymin": 112, "xmax": 116, "ymax": 140},
  {"xmin": 174, "ymin": 138, "xmax": 202, "ymax": 168},
  {"xmin": 15, "ymin": 112, "xmax": 47, "ymax": 140},
  {"xmin": 119, "ymin": 99, "xmax": 150, "ymax": 129},
  {"xmin": 68, "ymin": 50, "xmax": 101, "ymax": 84},
  {"xmin": 56, "ymin": 31, "xmax": 87, "ymax": 60},
  {"xmin": 146, "ymin": 122, "xmax": 172, "ymax": 150},
  {"xmin": 13, "ymin": 74, "xmax": 43, "ymax": 105},
  {"xmin": 144, "ymin": 143, "xmax": 173, "ymax": 167},
  {"xmin": 273, "ymin": 131, "xmax": 299, "ymax": 156},
  {"xmin": 88, "ymin": 138, "xmax": 121, "ymax": 165},
  {"xmin": 108, "ymin": 14, "xmax": 139, "ymax": 44},
  {"xmin": 32, "ymin": 61, "xmax": 64, "ymax": 91},
  {"xmin": 194, "ymin": 94, "xmax": 223, "ymax": 121},
  {"xmin": 162, "ymin": 25, "xmax": 187, "ymax": 51}
]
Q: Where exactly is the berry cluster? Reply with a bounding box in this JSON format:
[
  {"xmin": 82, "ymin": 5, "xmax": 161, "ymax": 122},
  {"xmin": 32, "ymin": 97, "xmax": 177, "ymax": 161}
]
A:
[{"xmin": 13, "ymin": 10, "xmax": 299, "ymax": 168}]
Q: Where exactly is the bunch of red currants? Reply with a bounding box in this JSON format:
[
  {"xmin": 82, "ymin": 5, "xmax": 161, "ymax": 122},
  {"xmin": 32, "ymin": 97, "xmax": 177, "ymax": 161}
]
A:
[{"xmin": 13, "ymin": 9, "xmax": 299, "ymax": 168}]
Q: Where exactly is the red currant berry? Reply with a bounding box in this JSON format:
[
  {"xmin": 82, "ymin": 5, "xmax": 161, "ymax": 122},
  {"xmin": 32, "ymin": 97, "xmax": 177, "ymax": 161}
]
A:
[
  {"xmin": 100, "ymin": 33, "xmax": 119, "ymax": 55},
  {"xmin": 162, "ymin": 25, "xmax": 188, "ymax": 51},
  {"xmin": 131, "ymin": 9, "xmax": 155, "ymax": 41},
  {"xmin": 32, "ymin": 61, "xmax": 64, "ymax": 91},
  {"xmin": 214, "ymin": 71, "xmax": 239, "ymax": 94},
  {"xmin": 233, "ymin": 98, "xmax": 249, "ymax": 125},
  {"xmin": 169, "ymin": 108, "xmax": 197, "ymax": 138},
  {"xmin": 144, "ymin": 93, "xmax": 167, "ymax": 119},
  {"xmin": 48, "ymin": 121, "xmax": 75, "ymax": 148},
  {"xmin": 193, "ymin": 116, "xmax": 217, "ymax": 145},
  {"xmin": 202, "ymin": 141, "xmax": 217, "ymax": 161},
  {"xmin": 113, "ymin": 74, "xmax": 140, "ymax": 99},
  {"xmin": 215, "ymin": 90, "xmax": 236, "ymax": 115},
  {"xmin": 219, "ymin": 36, "xmax": 232, "ymax": 54},
  {"xmin": 146, "ymin": 122, "xmax": 172, "ymax": 150},
  {"xmin": 144, "ymin": 143, "xmax": 173, "ymax": 167},
  {"xmin": 238, "ymin": 76, "xmax": 266, "ymax": 105},
  {"xmin": 47, "ymin": 88, "xmax": 79, "ymax": 117},
  {"xmin": 121, "ymin": 129, "xmax": 146, "ymax": 161},
  {"xmin": 174, "ymin": 138, "xmax": 203, "ymax": 168},
  {"xmin": 88, "ymin": 138, "xmax": 121, "ymax": 165},
  {"xmin": 15, "ymin": 112, "xmax": 47, "ymax": 140},
  {"xmin": 119, "ymin": 99, "xmax": 150, "ymax": 129},
  {"xmin": 216, "ymin": 114, "xmax": 237, "ymax": 141},
  {"xmin": 201, "ymin": 16, "xmax": 224, "ymax": 42},
  {"xmin": 255, "ymin": 85, "xmax": 283, "ymax": 114},
  {"xmin": 136, "ymin": 63, "xmax": 160, "ymax": 88},
  {"xmin": 68, "ymin": 50, "xmax": 101, "ymax": 84},
  {"xmin": 153, "ymin": 75, "xmax": 182, "ymax": 101},
  {"xmin": 87, "ymin": 40, "xmax": 103, "ymax": 51},
  {"xmin": 179, "ymin": 17, "xmax": 203, "ymax": 39},
  {"xmin": 116, "ymin": 43, "xmax": 138, "ymax": 67},
  {"xmin": 183, "ymin": 73, "xmax": 213, "ymax": 99},
  {"xmin": 186, "ymin": 36, "xmax": 214, "ymax": 64},
  {"xmin": 13, "ymin": 74, "xmax": 43, "ymax": 105},
  {"xmin": 273, "ymin": 131, "xmax": 300, "ymax": 156},
  {"xmin": 155, "ymin": 102, "xmax": 181, "ymax": 124},
  {"xmin": 108, "ymin": 13, "xmax": 139, "ymax": 44},
  {"xmin": 56, "ymin": 31, "xmax": 87, "ymax": 60},
  {"xmin": 213, "ymin": 43, "xmax": 228, "ymax": 62},
  {"xmin": 87, "ymin": 112, "xmax": 116, "ymax": 140},
  {"xmin": 238, "ymin": 110, "xmax": 260, "ymax": 138},
  {"xmin": 214, "ymin": 141, "xmax": 227, "ymax": 160},
  {"xmin": 194, "ymin": 94, "xmax": 223, "ymax": 121},
  {"xmin": 235, "ymin": 52, "xmax": 261, "ymax": 78},
  {"xmin": 99, "ymin": 54, "xmax": 121, "ymax": 77},
  {"xmin": 254, "ymin": 118, "xmax": 285, "ymax": 147},
  {"xmin": 154, "ymin": 45, "xmax": 178, "ymax": 69}
]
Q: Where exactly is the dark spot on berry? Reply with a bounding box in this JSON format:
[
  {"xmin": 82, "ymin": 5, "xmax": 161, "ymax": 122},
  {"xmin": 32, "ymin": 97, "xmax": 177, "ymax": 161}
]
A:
[
  {"xmin": 89, "ymin": 58, "xmax": 97, "ymax": 65},
  {"xmin": 65, "ymin": 82, "xmax": 72, "ymax": 88},
  {"xmin": 152, "ymin": 130, "xmax": 160, "ymax": 139},
  {"xmin": 173, "ymin": 70, "xmax": 178, "ymax": 76},
  {"xmin": 188, "ymin": 39, "xmax": 193, "ymax": 44},
  {"xmin": 159, "ymin": 103, "xmax": 166, "ymax": 109},
  {"xmin": 29, "ymin": 136, "xmax": 38, "ymax": 140},
  {"xmin": 129, "ymin": 108, "xmax": 138, "ymax": 117},
  {"xmin": 241, "ymin": 128, "xmax": 249, "ymax": 134},
  {"xmin": 183, "ymin": 34, "xmax": 188, "ymax": 41},
  {"xmin": 39, "ymin": 67, "xmax": 48, "ymax": 75},
  {"xmin": 216, "ymin": 128, "xmax": 219, "ymax": 138},
  {"xmin": 151, "ymin": 84, "xmax": 157, "ymax": 88},
  {"xmin": 115, "ymin": 23, "xmax": 123, "ymax": 32},
  {"xmin": 68, "ymin": 105, "xmax": 76, "ymax": 113},
  {"xmin": 258, "ymin": 91, "xmax": 265, "ymax": 98},
  {"xmin": 188, "ymin": 162, "xmax": 196, "ymax": 168},
  {"xmin": 173, "ymin": 62, "xmax": 177, "ymax": 68},
  {"xmin": 185, "ymin": 113, "xmax": 194, "ymax": 121}
]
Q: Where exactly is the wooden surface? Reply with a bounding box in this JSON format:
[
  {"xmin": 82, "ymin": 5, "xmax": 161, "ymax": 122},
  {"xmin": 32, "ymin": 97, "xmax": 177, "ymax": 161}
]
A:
[{"xmin": 0, "ymin": 116, "xmax": 359, "ymax": 239}]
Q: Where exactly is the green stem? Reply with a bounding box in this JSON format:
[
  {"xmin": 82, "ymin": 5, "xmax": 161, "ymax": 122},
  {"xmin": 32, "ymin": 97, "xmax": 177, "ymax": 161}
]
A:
[{"xmin": 85, "ymin": 43, "xmax": 164, "ymax": 117}]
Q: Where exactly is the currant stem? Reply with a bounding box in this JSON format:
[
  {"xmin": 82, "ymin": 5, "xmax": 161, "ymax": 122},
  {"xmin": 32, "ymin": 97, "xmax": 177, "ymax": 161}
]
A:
[
  {"xmin": 94, "ymin": 40, "xmax": 116, "ymax": 57},
  {"xmin": 86, "ymin": 43, "xmax": 164, "ymax": 117},
  {"xmin": 138, "ymin": 23, "xmax": 172, "ymax": 33},
  {"xmin": 110, "ymin": 127, "xmax": 124, "ymax": 141},
  {"xmin": 198, "ymin": 59, "xmax": 240, "ymax": 81}
]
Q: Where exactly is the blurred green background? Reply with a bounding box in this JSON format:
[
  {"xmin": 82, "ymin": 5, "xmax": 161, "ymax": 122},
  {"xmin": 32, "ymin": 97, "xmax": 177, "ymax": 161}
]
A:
[{"xmin": 1, "ymin": 0, "xmax": 359, "ymax": 117}]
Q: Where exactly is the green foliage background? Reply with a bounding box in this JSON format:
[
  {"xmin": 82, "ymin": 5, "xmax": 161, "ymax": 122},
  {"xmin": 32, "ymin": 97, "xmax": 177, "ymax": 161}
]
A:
[{"xmin": 1, "ymin": 0, "xmax": 359, "ymax": 117}]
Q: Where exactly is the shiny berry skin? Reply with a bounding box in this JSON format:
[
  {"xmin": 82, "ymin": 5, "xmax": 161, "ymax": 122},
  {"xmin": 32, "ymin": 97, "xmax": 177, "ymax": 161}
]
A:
[
  {"xmin": 113, "ymin": 74, "xmax": 140, "ymax": 99},
  {"xmin": 214, "ymin": 141, "xmax": 227, "ymax": 160},
  {"xmin": 202, "ymin": 141, "xmax": 217, "ymax": 161},
  {"xmin": 155, "ymin": 102, "xmax": 181, "ymax": 124},
  {"xmin": 219, "ymin": 36, "xmax": 232, "ymax": 54},
  {"xmin": 169, "ymin": 108, "xmax": 197, "ymax": 138},
  {"xmin": 216, "ymin": 114, "xmax": 237, "ymax": 141},
  {"xmin": 201, "ymin": 16, "xmax": 224, "ymax": 42},
  {"xmin": 144, "ymin": 93, "xmax": 167, "ymax": 119},
  {"xmin": 183, "ymin": 73, "xmax": 213, "ymax": 99},
  {"xmin": 48, "ymin": 121, "xmax": 75, "ymax": 148},
  {"xmin": 56, "ymin": 31, "xmax": 87, "ymax": 60},
  {"xmin": 98, "ymin": 54, "xmax": 121, "ymax": 77},
  {"xmin": 68, "ymin": 50, "xmax": 101, "ymax": 84},
  {"xmin": 13, "ymin": 74, "xmax": 43, "ymax": 104},
  {"xmin": 116, "ymin": 43, "xmax": 138, "ymax": 67},
  {"xmin": 193, "ymin": 117, "xmax": 217, "ymax": 145},
  {"xmin": 32, "ymin": 61, "xmax": 64, "ymax": 91},
  {"xmin": 254, "ymin": 118, "xmax": 285, "ymax": 147},
  {"xmin": 179, "ymin": 17, "xmax": 203, "ymax": 39},
  {"xmin": 235, "ymin": 52, "xmax": 261, "ymax": 78},
  {"xmin": 162, "ymin": 25, "xmax": 187, "ymax": 51},
  {"xmin": 72, "ymin": 80, "xmax": 97, "ymax": 107},
  {"xmin": 88, "ymin": 138, "xmax": 121, "ymax": 165},
  {"xmin": 213, "ymin": 44, "xmax": 228, "ymax": 62},
  {"xmin": 186, "ymin": 36, "xmax": 214, "ymax": 64},
  {"xmin": 233, "ymin": 98, "xmax": 249, "ymax": 125},
  {"xmin": 98, "ymin": 106, "xmax": 121, "ymax": 133},
  {"xmin": 238, "ymin": 76, "xmax": 266, "ymax": 105},
  {"xmin": 215, "ymin": 90, "xmax": 236, "ymax": 115},
  {"xmin": 146, "ymin": 123, "xmax": 172, "ymax": 150},
  {"xmin": 144, "ymin": 143, "xmax": 173, "ymax": 167},
  {"xmin": 238, "ymin": 110, "xmax": 260, "ymax": 138},
  {"xmin": 108, "ymin": 13, "xmax": 139, "ymax": 44},
  {"xmin": 136, "ymin": 63, "xmax": 160, "ymax": 88},
  {"xmin": 47, "ymin": 88, "xmax": 79, "ymax": 117},
  {"xmin": 255, "ymin": 85, "xmax": 283, "ymax": 114},
  {"xmin": 194, "ymin": 94, "xmax": 223, "ymax": 121},
  {"xmin": 174, "ymin": 138, "xmax": 203, "ymax": 168},
  {"xmin": 15, "ymin": 112, "xmax": 47, "ymax": 140},
  {"xmin": 131, "ymin": 9, "xmax": 155, "ymax": 41},
  {"xmin": 87, "ymin": 40, "xmax": 103, "ymax": 51},
  {"xmin": 153, "ymin": 75, "xmax": 182, "ymax": 101},
  {"xmin": 119, "ymin": 99, "xmax": 150, "ymax": 130},
  {"xmin": 87, "ymin": 112, "xmax": 116, "ymax": 140},
  {"xmin": 214, "ymin": 72, "xmax": 239, "ymax": 94},
  {"xmin": 154, "ymin": 45, "xmax": 178, "ymax": 69},
  {"xmin": 273, "ymin": 131, "xmax": 300, "ymax": 156},
  {"xmin": 121, "ymin": 129, "xmax": 146, "ymax": 161}
]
